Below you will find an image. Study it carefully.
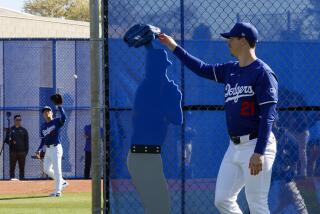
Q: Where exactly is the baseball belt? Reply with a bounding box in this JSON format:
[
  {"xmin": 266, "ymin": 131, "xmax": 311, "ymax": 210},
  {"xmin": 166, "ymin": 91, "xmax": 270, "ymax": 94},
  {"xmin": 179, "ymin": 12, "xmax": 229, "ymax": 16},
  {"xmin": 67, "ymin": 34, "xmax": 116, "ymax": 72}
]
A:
[
  {"xmin": 46, "ymin": 144, "xmax": 58, "ymax": 148},
  {"xmin": 230, "ymin": 133, "xmax": 258, "ymax": 145}
]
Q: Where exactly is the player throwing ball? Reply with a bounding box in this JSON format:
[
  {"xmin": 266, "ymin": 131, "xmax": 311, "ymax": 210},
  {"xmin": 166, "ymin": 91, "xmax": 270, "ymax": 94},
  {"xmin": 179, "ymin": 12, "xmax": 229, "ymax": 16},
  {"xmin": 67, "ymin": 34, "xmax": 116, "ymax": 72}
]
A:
[
  {"xmin": 159, "ymin": 22, "xmax": 278, "ymax": 214},
  {"xmin": 36, "ymin": 94, "xmax": 69, "ymax": 197}
]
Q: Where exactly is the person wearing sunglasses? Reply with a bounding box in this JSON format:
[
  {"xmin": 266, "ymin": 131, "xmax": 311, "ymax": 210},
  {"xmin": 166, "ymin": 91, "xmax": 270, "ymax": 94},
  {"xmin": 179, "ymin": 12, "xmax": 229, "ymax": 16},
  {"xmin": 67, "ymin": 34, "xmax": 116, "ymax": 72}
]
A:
[{"xmin": 5, "ymin": 114, "xmax": 29, "ymax": 180}]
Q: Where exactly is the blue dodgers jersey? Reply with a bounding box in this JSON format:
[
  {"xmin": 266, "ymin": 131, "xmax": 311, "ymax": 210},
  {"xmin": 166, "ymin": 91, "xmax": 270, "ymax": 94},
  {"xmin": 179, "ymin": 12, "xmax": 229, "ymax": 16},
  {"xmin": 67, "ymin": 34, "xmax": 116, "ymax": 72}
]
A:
[
  {"xmin": 173, "ymin": 45, "xmax": 278, "ymax": 137},
  {"xmin": 214, "ymin": 59, "xmax": 278, "ymax": 136},
  {"xmin": 173, "ymin": 45, "xmax": 278, "ymax": 154},
  {"xmin": 39, "ymin": 107, "xmax": 66, "ymax": 149}
]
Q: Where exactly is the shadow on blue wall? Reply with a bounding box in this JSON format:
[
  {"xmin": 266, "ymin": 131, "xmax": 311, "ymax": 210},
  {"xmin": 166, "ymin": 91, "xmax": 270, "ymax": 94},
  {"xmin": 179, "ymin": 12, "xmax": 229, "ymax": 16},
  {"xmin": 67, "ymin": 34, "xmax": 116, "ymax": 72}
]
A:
[{"xmin": 131, "ymin": 47, "xmax": 182, "ymax": 146}]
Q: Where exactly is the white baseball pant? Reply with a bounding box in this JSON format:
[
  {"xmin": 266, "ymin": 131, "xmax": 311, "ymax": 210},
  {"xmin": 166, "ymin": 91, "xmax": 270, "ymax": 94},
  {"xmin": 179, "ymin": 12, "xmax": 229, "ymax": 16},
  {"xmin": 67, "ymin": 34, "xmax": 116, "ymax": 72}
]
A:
[
  {"xmin": 43, "ymin": 144, "xmax": 63, "ymax": 193},
  {"xmin": 214, "ymin": 133, "xmax": 277, "ymax": 214}
]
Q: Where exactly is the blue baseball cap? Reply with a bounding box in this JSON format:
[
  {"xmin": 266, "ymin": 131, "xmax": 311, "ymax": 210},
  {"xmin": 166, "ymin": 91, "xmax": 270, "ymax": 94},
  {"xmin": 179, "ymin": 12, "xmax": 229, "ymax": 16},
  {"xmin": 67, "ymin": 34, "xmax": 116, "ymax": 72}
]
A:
[
  {"xmin": 42, "ymin": 105, "xmax": 52, "ymax": 113},
  {"xmin": 220, "ymin": 22, "xmax": 259, "ymax": 43}
]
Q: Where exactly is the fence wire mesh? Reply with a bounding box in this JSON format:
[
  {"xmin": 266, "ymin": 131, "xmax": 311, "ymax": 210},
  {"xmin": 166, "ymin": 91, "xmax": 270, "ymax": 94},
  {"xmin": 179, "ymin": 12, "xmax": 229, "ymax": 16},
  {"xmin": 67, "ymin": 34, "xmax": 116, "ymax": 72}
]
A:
[
  {"xmin": 107, "ymin": 0, "xmax": 320, "ymax": 213},
  {"xmin": 0, "ymin": 39, "xmax": 94, "ymax": 180}
]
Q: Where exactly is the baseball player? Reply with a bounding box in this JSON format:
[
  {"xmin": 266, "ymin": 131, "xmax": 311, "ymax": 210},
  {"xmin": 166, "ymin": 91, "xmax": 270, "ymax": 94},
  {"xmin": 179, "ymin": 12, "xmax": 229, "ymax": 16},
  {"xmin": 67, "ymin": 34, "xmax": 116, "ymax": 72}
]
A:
[
  {"xmin": 127, "ymin": 48, "xmax": 182, "ymax": 214},
  {"xmin": 36, "ymin": 104, "xmax": 69, "ymax": 197},
  {"xmin": 159, "ymin": 22, "xmax": 278, "ymax": 213}
]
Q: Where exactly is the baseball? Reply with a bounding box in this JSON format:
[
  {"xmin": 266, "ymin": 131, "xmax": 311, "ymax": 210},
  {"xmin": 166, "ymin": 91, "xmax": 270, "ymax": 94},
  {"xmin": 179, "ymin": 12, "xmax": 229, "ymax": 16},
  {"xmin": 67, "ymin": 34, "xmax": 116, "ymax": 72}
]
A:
[{"xmin": 73, "ymin": 74, "xmax": 78, "ymax": 79}]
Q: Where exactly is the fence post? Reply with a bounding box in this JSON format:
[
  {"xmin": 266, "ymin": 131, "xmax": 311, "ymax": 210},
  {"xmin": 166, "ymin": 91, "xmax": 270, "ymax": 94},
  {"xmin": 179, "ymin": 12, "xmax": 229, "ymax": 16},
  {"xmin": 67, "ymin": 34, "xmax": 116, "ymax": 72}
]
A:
[
  {"xmin": 102, "ymin": 0, "xmax": 110, "ymax": 212},
  {"xmin": 90, "ymin": 0, "xmax": 101, "ymax": 213}
]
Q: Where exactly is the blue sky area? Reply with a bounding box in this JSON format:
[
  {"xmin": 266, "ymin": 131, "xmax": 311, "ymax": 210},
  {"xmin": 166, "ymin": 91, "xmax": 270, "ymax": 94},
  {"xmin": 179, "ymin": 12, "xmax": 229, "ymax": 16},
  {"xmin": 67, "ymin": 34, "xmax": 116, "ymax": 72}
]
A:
[{"xmin": 0, "ymin": 0, "xmax": 24, "ymax": 12}]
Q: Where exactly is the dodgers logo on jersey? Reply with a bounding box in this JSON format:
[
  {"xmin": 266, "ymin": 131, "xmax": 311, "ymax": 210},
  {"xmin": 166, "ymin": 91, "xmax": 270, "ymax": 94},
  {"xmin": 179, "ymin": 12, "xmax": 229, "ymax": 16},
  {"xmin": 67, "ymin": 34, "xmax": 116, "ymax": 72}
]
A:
[
  {"xmin": 42, "ymin": 125, "xmax": 55, "ymax": 137},
  {"xmin": 225, "ymin": 83, "xmax": 255, "ymax": 103}
]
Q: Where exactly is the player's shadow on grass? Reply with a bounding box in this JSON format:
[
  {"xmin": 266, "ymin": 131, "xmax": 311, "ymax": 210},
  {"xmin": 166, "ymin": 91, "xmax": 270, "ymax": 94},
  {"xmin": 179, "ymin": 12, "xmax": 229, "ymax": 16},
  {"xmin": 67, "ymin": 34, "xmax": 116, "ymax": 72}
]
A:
[{"xmin": 0, "ymin": 195, "xmax": 49, "ymax": 200}]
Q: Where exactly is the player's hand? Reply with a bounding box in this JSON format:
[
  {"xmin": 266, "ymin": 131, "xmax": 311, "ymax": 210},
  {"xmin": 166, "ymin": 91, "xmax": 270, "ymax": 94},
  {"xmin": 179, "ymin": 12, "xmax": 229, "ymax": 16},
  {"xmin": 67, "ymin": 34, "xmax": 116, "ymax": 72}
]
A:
[
  {"xmin": 35, "ymin": 151, "xmax": 41, "ymax": 159},
  {"xmin": 249, "ymin": 153, "xmax": 263, "ymax": 176},
  {"xmin": 158, "ymin": 33, "xmax": 178, "ymax": 51},
  {"xmin": 12, "ymin": 140, "xmax": 16, "ymax": 145}
]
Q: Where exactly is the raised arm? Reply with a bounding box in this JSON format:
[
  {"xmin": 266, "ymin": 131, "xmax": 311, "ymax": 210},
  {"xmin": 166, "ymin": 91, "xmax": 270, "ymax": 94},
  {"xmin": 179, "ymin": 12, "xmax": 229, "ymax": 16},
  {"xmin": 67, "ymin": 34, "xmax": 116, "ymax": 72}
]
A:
[
  {"xmin": 57, "ymin": 106, "xmax": 66, "ymax": 126},
  {"xmin": 159, "ymin": 33, "xmax": 225, "ymax": 82}
]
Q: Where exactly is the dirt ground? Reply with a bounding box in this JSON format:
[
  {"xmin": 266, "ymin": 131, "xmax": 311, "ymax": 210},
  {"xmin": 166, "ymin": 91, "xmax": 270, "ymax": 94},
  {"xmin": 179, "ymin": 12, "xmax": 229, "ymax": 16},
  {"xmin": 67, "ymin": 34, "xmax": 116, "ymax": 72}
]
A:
[{"xmin": 0, "ymin": 179, "xmax": 92, "ymax": 195}]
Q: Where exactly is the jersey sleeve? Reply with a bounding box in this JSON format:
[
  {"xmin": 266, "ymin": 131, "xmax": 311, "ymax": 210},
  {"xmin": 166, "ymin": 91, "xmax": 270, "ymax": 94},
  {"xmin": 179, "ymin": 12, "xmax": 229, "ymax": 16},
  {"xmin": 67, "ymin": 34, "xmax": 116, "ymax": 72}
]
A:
[
  {"xmin": 37, "ymin": 139, "xmax": 45, "ymax": 152},
  {"xmin": 37, "ymin": 128, "xmax": 45, "ymax": 152},
  {"xmin": 254, "ymin": 103, "xmax": 277, "ymax": 154},
  {"xmin": 40, "ymin": 126, "xmax": 44, "ymax": 138},
  {"xmin": 173, "ymin": 45, "xmax": 227, "ymax": 83},
  {"xmin": 255, "ymin": 70, "xmax": 278, "ymax": 106},
  {"xmin": 58, "ymin": 106, "xmax": 66, "ymax": 126},
  {"xmin": 214, "ymin": 62, "xmax": 233, "ymax": 84}
]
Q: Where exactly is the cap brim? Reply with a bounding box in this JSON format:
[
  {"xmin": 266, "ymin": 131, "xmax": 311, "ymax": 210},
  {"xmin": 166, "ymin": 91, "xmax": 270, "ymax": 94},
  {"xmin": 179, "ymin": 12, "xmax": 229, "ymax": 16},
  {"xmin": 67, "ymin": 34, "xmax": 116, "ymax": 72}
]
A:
[{"xmin": 220, "ymin": 33, "xmax": 231, "ymax": 39}]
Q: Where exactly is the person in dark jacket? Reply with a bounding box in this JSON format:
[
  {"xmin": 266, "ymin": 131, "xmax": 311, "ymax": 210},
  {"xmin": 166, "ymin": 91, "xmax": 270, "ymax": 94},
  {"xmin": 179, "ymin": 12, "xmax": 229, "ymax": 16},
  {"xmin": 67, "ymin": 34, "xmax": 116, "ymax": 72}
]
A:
[
  {"xmin": 84, "ymin": 124, "xmax": 91, "ymax": 179},
  {"xmin": 5, "ymin": 114, "xmax": 29, "ymax": 180}
]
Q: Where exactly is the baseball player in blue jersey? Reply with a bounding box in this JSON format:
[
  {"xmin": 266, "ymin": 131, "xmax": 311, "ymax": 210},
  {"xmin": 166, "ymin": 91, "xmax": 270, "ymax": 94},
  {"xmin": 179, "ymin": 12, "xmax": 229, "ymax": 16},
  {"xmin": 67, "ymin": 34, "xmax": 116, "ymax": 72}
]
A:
[
  {"xmin": 159, "ymin": 22, "xmax": 278, "ymax": 213},
  {"xmin": 36, "ymin": 105, "xmax": 69, "ymax": 197}
]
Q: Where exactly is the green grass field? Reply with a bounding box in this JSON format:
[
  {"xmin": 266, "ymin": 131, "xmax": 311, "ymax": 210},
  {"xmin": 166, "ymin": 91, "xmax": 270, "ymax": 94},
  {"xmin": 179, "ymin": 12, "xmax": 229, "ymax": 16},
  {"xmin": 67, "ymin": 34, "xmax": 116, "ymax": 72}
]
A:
[{"xmin": 0, "ymin": 192, "xmax": 91, "ymax": 214}]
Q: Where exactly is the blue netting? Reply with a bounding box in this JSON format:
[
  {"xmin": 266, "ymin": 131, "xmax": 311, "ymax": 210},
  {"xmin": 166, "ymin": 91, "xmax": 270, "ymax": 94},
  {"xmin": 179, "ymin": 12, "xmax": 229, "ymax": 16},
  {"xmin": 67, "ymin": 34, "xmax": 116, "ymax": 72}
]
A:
[{"xmin": 0, "ymin": 39, "xmax": 93, "ymax": 179}]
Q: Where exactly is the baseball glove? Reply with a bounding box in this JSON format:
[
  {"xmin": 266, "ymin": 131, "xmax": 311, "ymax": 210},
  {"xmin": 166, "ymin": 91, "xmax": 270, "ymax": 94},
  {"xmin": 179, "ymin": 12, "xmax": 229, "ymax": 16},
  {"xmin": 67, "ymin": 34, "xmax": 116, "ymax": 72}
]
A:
[
  {"xmin": 124, "ymin": 24, "xmax": 161, "ymax": 48},
  {"xmin": 31, "ymin": 151, "xmax": 45, "ymax": 160},
  {"xmin": 50, "ymin": 93, "xmax": 63, "ymax": 105}
]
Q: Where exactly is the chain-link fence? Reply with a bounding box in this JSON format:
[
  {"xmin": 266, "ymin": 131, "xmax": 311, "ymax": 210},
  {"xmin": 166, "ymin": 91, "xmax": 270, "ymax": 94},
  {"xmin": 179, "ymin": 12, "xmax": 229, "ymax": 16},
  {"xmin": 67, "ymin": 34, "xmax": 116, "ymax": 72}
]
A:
[
  {"xmin": 107, "ymin": 0, "xmax": 320, "ymax": 213},
  {"xmin": 0, "ymin": 39, "xmax": 94, "ymax": 180}
]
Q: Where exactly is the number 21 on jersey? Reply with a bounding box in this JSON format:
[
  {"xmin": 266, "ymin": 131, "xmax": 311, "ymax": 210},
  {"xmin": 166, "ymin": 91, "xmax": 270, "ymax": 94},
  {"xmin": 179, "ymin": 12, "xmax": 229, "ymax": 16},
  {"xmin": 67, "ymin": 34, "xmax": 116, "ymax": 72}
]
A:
[{"xmin": 240, "ymin": 101, "xmax": 255, "ymax": 116}]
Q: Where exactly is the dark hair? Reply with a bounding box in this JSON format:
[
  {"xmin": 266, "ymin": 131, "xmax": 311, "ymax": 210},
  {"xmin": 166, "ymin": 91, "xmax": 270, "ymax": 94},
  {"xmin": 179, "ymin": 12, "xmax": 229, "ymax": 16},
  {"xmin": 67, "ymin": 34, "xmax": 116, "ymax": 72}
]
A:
[
  {"xmin": 245, "ymin": 38, "xmax": 256, "ymax": 48},
  {"xmin": 237, "ymin": 37, "xmax": 256, "ymax": 48},
  {"xmin": 14, "ymin": 115, "xmax": 21, "ymax": 120}
]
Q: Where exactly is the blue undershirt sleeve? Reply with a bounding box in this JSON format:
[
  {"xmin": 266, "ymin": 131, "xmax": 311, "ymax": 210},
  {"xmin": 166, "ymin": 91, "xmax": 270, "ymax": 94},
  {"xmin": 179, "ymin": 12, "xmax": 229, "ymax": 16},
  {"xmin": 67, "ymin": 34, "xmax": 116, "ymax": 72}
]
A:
[
  {"xmin": 173, "ymin": 45, "xmax": 225, "ymax": 83},
  {"xmin": 58, "ymin": 106, "xmax": 66, "ymax": 126},
  {"xmin": 254, "ymin": 103, "xmax": 277, "ymax": 154},
  {"xmin": 37, "ymin": 138, "xmax": 44, "ymax": 152}
]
